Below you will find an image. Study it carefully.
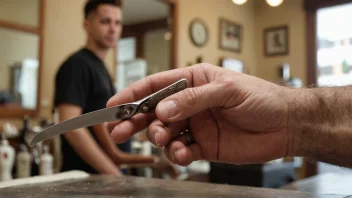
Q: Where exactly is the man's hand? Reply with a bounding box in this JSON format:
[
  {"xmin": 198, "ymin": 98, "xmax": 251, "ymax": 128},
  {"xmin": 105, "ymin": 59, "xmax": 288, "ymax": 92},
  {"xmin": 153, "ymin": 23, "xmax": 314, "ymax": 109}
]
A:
[{"xmin": 106, "ymin": 63, "xmax": 294, "ymax": 166}]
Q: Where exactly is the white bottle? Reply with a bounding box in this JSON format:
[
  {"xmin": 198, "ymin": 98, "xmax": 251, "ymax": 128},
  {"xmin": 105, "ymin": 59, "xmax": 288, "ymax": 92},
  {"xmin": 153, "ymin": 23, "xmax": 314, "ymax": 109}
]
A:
[
  {"xmin": 0, "ymin": 134, "xmax": 15, "ymax": 181},
  {"xmin": 40, "ymin": 145, "xmax": 53, "ymax": 175},
  {"xmin": 16, "ymin": 144, "xmax": 32, "ymax": 178}
]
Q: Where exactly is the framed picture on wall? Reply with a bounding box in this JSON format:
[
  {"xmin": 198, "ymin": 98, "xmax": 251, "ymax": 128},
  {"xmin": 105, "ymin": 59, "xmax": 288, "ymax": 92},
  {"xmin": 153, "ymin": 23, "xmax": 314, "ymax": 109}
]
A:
[
  {"xmin": 220, "ymin": 57, "xmax": 244, "ymax": 73},
  {"xmin": 219, "ymin": 18, "xmax": 242, "ymax": 53},
  {"xmin": 264, "ymin": 25, "xmax": 289, "ymax": 56}
]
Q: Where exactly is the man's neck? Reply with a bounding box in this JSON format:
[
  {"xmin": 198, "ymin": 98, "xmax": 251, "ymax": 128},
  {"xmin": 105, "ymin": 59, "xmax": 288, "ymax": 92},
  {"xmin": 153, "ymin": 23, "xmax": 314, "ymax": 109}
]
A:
[{"xmin": 85, "ymin": 41, "xmax": 109, "ymax": 61}]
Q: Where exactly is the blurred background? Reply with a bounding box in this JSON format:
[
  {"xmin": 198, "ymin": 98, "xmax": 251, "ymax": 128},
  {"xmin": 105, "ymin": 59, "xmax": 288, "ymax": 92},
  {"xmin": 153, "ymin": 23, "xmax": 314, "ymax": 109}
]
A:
[{"xmin": 0, "ymin": 0, "xmax": 352, "ymax": 195}]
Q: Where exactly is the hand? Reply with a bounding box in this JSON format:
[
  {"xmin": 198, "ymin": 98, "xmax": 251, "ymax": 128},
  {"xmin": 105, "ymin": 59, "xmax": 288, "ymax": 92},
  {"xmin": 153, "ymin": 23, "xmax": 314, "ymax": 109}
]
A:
[{"xmin": 107, "ymin": 63, "xmax": 295, "ymax": 166}]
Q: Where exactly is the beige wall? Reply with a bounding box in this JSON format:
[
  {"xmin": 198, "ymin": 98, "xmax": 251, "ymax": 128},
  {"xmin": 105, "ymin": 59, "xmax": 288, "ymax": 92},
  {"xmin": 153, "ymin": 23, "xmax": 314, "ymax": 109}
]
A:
[
  {"xmin": 254, "ymin": 0, "xmax": 307, "ymax": 85},
  {"xmin": 177, "ymin": 0, "xmax": 257, "ymax": 75},
  {"xmin": 39, "ymin": 0, "xmax": 115, "ymax": 118}
]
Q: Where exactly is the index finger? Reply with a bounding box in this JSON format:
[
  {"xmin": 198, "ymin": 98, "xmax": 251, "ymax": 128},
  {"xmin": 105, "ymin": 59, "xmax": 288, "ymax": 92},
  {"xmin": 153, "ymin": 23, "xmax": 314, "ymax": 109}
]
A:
[{"xmin": 106, "ymin": 66, "xmax": 195, "ymax": 108}]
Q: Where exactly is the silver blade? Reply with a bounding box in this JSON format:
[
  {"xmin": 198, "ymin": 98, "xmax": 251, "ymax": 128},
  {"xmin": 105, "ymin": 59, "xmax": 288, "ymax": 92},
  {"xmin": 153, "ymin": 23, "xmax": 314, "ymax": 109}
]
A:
[{"xmin": 29, "ymin": 105, "xmax": 129, "ymax": 146}]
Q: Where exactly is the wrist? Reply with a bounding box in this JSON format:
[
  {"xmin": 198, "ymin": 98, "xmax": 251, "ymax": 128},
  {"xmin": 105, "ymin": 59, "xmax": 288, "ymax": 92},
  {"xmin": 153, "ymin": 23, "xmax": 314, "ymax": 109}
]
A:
[
  {"xmin": 287, "ymin": 87, "xmax": 316, "ymax": 158},
  {"xmin": 100, "ymin": 164, "xmax": 122, "ymax": 176},
  {"xmin": 288, "ymin": 87, "xmax": 340, "ymax": 159},
  {"xmin": 287, "ymin": 86, "xmax": 352, "ymax": 167}
]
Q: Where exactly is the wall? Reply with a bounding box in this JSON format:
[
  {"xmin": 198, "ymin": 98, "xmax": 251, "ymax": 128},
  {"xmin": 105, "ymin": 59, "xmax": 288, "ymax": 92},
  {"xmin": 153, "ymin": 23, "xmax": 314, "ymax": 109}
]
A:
[
  {"xmin": 254, "ymin": 0, "xmax": 307, "ymax": 85},
  {"xmin": 177, "ymin": 0, "xmax": 257, "ymax": 75}
]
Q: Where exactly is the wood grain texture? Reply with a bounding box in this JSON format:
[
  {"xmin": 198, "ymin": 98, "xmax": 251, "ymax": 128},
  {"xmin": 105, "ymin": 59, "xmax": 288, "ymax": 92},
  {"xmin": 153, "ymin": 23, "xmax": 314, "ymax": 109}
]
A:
[
  {"xmin": 282, "ymin": 172, "xmax": 352, "ymax": 197},
  {"xmin": 0, "ymin": 175, "xmax": 345, "ymax": 198}
]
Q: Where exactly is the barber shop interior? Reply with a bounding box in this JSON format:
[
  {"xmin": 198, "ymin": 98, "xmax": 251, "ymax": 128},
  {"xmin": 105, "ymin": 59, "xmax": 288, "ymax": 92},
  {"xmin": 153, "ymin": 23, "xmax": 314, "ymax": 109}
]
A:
[{"xmin": 1, "ymin": 0, "xmax": 352, "ymax": 197}]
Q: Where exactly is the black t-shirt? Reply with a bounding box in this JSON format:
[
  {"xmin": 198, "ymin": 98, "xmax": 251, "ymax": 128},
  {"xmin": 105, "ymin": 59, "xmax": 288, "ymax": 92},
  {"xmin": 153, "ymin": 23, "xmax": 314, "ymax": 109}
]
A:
[{"xmin": 54, "ymin": 48, "xmax": 130, "ymax": 174}]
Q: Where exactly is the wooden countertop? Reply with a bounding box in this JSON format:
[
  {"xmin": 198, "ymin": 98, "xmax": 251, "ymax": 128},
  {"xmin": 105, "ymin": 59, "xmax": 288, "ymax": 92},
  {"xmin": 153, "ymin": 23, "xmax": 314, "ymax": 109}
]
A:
[
  {"xmin": 282, "ymin": 172, "xmax": 352, "ymax": 196},
  {"xmin": 0, "ymin": 174, "xmax": 346, "ymax": 198}
]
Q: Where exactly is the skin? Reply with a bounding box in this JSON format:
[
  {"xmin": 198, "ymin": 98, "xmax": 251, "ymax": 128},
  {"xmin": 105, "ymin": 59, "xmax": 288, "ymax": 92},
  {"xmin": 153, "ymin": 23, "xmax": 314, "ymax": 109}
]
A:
[
  {"xmin": 106, "ymin": 63, "xmax": 352, "ymax": 168},
  {"xmin": 83, "ymin": 4, "xmax": 122, "ymax": 59}
]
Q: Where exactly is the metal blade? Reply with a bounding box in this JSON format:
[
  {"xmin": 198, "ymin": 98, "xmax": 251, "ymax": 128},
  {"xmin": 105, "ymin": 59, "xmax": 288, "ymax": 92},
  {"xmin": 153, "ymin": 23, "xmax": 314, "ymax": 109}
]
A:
[{"xmin": 29, "ymin": 105, "xmax": 128, "ymax": 146}]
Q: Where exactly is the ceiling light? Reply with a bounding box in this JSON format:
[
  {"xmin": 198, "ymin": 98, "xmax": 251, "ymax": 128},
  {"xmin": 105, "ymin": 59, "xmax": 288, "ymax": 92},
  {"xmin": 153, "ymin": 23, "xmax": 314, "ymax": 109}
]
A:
[
  {"xmin": 266, "ymin": 0, "xmax": 283, "ymax": 7},
  {"xmin": 232, "ymin": 0, "xmax": 247, "ymax": 5}
]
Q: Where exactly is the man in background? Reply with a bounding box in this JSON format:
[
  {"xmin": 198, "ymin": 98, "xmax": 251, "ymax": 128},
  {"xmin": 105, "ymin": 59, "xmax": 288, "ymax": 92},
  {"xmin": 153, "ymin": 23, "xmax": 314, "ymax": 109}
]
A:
[{"xmin": 54, "ymin": 0, "xmax": 161, "ymax": 176}]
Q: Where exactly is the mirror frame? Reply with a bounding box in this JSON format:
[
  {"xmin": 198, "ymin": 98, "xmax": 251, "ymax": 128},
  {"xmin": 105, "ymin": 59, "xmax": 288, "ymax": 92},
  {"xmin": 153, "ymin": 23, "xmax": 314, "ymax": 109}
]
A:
[{"xmin": 0, "ymin": 0, "xmax": 45, "ymax": 118}]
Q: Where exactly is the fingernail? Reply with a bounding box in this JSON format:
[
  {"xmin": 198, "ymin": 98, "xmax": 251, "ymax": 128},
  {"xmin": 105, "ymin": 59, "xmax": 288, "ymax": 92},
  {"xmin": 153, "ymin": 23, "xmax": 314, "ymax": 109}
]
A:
[
  {"xmin": 158, "ymin": 100, "xmax": 179, "ymax": 118},
  {"xmin": 173, "ymin": 149, "xmax": 184, "ymax": 162},
  {"xmin": 155, "ymin": 131, "xmax": 161, "ymax": 146}
]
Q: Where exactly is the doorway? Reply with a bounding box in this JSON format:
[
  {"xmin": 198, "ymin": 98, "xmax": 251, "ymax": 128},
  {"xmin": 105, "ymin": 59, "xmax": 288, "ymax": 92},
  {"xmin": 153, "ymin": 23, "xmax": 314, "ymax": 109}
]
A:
[{"xmin": 115, "ymin": 0, "xmax": 173, "ymax": 92}]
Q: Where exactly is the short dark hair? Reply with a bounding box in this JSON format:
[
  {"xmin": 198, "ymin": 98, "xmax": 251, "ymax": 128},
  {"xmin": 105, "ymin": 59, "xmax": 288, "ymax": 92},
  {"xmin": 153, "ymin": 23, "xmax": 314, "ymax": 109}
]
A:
[{"xmin": 84, "ymin": 0, "xmax": 121, "ymax": 19}]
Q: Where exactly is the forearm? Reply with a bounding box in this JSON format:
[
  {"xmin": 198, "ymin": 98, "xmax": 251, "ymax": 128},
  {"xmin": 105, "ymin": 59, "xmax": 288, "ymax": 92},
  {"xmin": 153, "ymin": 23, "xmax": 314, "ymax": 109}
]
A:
[
  {"xmin": 93, "ymin": 124, "xmax": 155, "ymax": 165},
  {"xmin": 93, "ymin": 124, "xmax": 119, "ymax": 158},
  {"xmin": 116, "ymin": 152, "xmax": 155, "ymax": 165},
  {"xmin": 64, "ymin": 129, "xmax": 122, "ymax": 176},
  {"xmin": 290, "ymin": 86, "xmax": 352, "ymax": 167}
]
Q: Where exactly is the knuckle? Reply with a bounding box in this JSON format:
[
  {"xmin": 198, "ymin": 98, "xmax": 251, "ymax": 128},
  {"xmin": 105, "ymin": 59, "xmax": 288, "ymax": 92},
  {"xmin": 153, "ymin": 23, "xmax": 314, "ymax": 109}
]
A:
[
  {"xmin": 201, "ymin": 63, "xmax": 214, "ymax": 69},
  {"xmin": 185, "ymin": 88, "xmax": 202, "ymax": 107},
  {"xmin": 143, "ymin": 76, "xmax": 154, "ymax": 94},
  {"xmin": 216, "ymin": 76, "xmax": 236, "ymax": 89}
]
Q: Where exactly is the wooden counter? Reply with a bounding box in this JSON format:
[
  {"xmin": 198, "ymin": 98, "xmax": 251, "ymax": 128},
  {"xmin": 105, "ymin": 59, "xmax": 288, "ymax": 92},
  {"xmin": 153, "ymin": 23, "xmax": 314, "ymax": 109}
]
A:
[
  {"xmin": 282, "ymin": 172, "xmax": 352, "ymax": 196},
  {"xmin": 0, "ymin": 174, "xmax": 346, "ymax": 198}
]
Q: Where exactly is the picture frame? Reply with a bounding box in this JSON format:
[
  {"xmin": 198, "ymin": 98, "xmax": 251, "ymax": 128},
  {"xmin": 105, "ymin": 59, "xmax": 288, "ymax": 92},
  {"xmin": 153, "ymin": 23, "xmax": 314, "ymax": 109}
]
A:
[
  {"xmin": 220, "ymin": 57, "xmax": 244, "ymax": 73},
  {"xmin": 219, "ymin": 18, "xmax": 242, "ymax": 53},
  {"xmin": 264, "ymin": 25, "xmax": 289, "ymax": 56}
]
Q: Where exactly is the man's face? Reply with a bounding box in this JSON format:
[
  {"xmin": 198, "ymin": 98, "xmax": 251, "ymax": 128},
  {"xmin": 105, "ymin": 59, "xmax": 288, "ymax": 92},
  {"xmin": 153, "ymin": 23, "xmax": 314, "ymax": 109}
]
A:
[{"xmin": 85, "ymin": 4, "xmax": 122, "ymax": 49}]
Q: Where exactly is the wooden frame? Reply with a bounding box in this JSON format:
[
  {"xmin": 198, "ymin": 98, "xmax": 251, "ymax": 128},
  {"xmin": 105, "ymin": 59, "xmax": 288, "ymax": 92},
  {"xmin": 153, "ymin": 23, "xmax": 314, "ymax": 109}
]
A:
[
  {"xmin": 219, "ymin": 18, "xmax": 242, "ymax": 53},
  {"xmin": 264, "ymin": 25, "xmax": 289, "ymax": 56},
  {"xmin": 306, "ymin": 11, "xmax": 317, "ymax": 86},
  {"xmin": 304, "ymin": 0, "xmax": 352, "ymax": 11},
  {"xmin": 169, "ymin": 0, "xmax": 179, "ymax": 69},
  {"xmin": 0, "ymin": 0, "xmax": 45, "ymax": 118},
  {"xmin": 188, "ymin": 18, "xmax": 209, "ymax": 47}
]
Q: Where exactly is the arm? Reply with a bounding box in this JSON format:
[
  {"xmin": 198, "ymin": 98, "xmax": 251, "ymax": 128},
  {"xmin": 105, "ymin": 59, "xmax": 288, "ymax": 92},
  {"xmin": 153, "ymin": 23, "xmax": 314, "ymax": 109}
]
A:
[
  {"xmin": 291, "ymin": 86, "xmax": 352, "ymax": 167},
  {"xmin": 106, "ymin": 64, "xmax": 352, "ymax": 168},
  {"xmin": 92, "ymin": 124, "xmax": 155, "ymax": 164},
  {"xmin": 58, "ymin": 104, "xmax": 122, "ymax": 176}
]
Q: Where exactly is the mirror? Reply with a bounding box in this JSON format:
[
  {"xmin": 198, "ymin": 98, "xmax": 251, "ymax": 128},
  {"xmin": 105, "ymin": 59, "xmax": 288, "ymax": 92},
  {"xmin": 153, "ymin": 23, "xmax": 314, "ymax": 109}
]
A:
[
  {"xmin": 0, "ymin": 0, "xmax": 42, "ymax": 118},
  {"xmin": 0, "ymin": 28, "xmax": 39, "ymax": 109},
  {"xmin": 0, "ymin": 0, "xmax": 39, "ymax": 27},
  {"xmin": 117, "ymin": 0, "xmax": 172, "ymax": 91}
]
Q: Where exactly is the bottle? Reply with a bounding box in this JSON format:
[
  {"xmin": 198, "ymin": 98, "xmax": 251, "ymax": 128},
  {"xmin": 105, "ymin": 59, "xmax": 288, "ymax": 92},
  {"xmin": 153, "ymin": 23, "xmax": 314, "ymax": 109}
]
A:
[
  {"xmin": 0, "ymin": 133, "xmax": 15, "ymax": 181},
  {"xmin": 39, "ymin": 145, "xmax": 53, "ymax": 175},
  {"xmin": 17, "ymin": 115, "xmax": 36, "ymax": 176},
  {"xmin": 16, "ymin": 144, "xmax": 32, "ymax": 178}
]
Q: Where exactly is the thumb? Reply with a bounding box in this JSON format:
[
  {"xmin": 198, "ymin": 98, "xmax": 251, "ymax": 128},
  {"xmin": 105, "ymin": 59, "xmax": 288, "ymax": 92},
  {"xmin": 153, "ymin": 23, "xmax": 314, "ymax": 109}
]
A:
[{"xmin": 155, "ymin": 82, "xmax": 225, "ymax": 122}]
